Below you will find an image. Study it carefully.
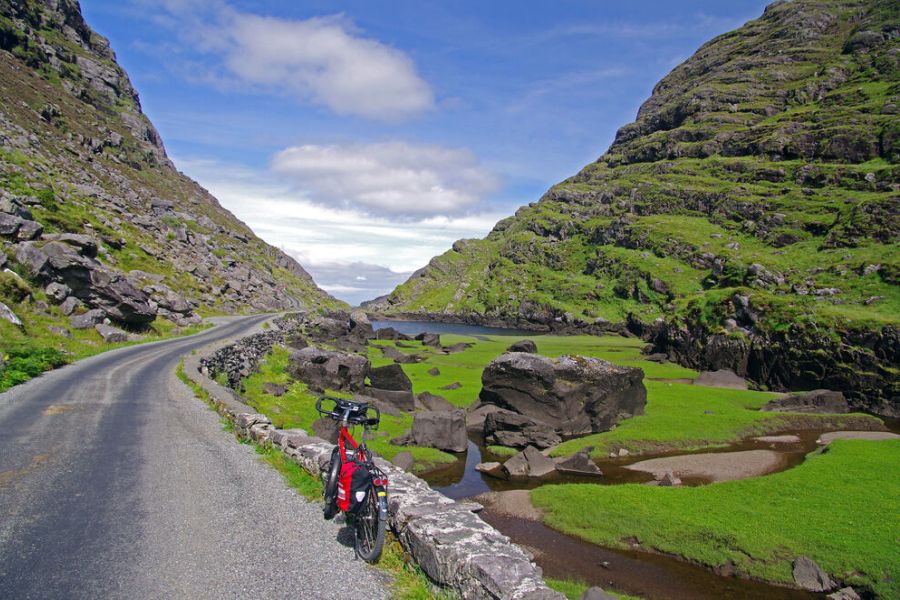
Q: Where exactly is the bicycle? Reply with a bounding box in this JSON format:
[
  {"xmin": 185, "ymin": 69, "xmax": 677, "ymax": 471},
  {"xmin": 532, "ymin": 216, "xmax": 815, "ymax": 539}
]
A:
[{"xmin": 316, "ymin": 396, "xmax": 389, "ymax": 563}]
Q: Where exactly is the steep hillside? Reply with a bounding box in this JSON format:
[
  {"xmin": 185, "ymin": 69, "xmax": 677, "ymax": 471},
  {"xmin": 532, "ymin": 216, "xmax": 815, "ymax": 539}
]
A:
[
  {"xmin": 370, "ymin": 0, "xmax": 899, "ymax": 415},
  {"xmin": 0, "ymin": 1, "xmax": 341, "ymax": 343}
]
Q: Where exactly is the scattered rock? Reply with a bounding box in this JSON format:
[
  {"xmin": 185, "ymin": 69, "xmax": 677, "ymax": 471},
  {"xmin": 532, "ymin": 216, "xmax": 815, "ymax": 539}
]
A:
[
  {"xmin": 415, "ymin": 332, "xmax": 441, "ymax": 347},
  {"xmin": 580, "ymin": 587, "xmax": 617, "ymax": 600},
  {"xmin": 441, "ymin": 381, "xmax": 462, "ymax": 390},
  {"xmin": 60, "ymin": 296, "xmax": 82, "ymax": 316},
  {"xmin": 427, "ymin": 367, "xmax": 440, "ymax": 376},
  {"xmin": 484, "ymin": 411, "xmax": 562, "ymax": 450},
  {"xmin": 475, "ymin": 462, "xmax": 504, "ymax": 476},
  {"xmin": 95, "ymin": 323, "xmax": 127, "ymax": 343},
  {"xmin": 286, "ymin": 346, "xmax": 369, "ymax": 392},
  {"xmin": 408, "ymin": 409, "xmax": 468, "ymax": 453},
  {"xmin": 0, "ymin": 301, "xmax": 24, "ymax": 329},
  {"xmin": 391, "ymin": 451, "xmax": 415, "ymax": 472},
  {"xmin": 827, "ymin": 587, "xmax": 861, "ymax": 600},
  {"xmin": 364, "ymin": 387, "xmax": 416, "ymax": 412},
  {"xmin": 657, "ymin": 470, "xmax": 682, "ymax": 486},
  {"xmin": 694, "ymin": 369, "xmax": 748, "ymax": 390},
  {"xmin": 367, "ymin": 363, "xmax": 412, "ymax": 391},
  {"xmin": 506, "ymin": 339, "xmax": 537, "ymax": 353},
  {"xmin": 47, "ymin": 325, "xmax": 72, "ymax": 338},
  {"xmin": 416, "ymin": 391, "xmax": 455, "ymax": 412},
  {"xmin": 311, "ymin": 417, "xmax": 340, "ymax": 444},
  {"xmin": 555, "ymin": 448, "xmax": 603, "ymax": 476},
  {"xmin": 69, "ymin": 308, "xmax": 106, "ymax": 329},
  {"xmin": 44, "ymin": 281, "xmax": 70, "ymax": 304},
  {"xmin": 761, "ymin": 390, "xmax": 849, "ymax": 414},
  {"xmin": 443, "ymin": 342, "xmax": 472, "ymax": 354},
  {"xmin": 479, "ymin": 352, "xmax": 646, "ymax": 436},
  {"xmin": 792, "ymin": 556, "xmax": 836, "ymax": 592},
  {"xmin": 503, "ymin": 445, "xmax": 557, "ymax": 478},
  {"xmin": 263, "ymin": 382, "xmax": 287, "ymax": 396}
]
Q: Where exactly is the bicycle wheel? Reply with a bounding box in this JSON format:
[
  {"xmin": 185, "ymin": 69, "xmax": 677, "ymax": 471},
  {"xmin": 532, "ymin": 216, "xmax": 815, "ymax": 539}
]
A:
[
  {"xmin": 322, "ymin": 447, "xmax": 341, "ymax": 520},
  {"xmin": 354, "ymin": 483, "xmax": 386, "ymax": 563}
]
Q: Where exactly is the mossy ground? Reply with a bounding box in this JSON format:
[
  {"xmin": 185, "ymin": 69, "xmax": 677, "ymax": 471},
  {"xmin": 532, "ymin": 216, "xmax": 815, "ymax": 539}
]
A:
[{"xmin": 533, "ymin": 440, "xmax": 900, "ymax": 599}]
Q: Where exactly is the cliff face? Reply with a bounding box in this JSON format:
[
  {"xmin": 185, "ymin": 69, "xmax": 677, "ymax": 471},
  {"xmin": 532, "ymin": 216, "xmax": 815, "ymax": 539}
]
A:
[
  {"xmin": 0, "ymin": 0, "xmax": 341, "ymax": 333},
  {"xmin": 370, "ymin": 0, "xmax": 899, "ymax": 414}
]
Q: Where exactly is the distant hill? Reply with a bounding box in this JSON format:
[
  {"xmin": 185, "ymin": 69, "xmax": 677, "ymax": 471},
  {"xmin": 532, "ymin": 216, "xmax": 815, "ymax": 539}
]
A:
[
  {"xmin": 0, "ymin": 0, "xmax": 341, "ymax": 333},
  {"xmin": 369, "ymin": 0, "xmax": 899, "ymax": 415}
]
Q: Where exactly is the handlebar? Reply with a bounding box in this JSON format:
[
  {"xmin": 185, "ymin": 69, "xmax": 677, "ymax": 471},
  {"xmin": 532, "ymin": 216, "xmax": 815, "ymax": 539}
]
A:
[{"xmin": 315, "ymin": 396, "xmax": 380, "ymax": 428}]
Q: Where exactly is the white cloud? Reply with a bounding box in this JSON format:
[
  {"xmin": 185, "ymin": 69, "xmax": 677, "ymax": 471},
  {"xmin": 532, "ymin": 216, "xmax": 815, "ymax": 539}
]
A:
[
  {"xmin": 271, "ymin": 141, "xmax": 499, "ymax": 217},
  {"xmin": 147, "ymin": 2, "xmax": 433, "ymax": 121}
]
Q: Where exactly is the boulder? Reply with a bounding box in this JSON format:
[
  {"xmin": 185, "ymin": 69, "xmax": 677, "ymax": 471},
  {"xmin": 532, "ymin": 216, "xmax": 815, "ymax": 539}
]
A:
[
  {"xmin": 95, "ymin": 323, "xmax": 127, "ymax": 343},
  {"xmin": 479, "ymin": 352, "xmax": 646, "ymax": 436},
  {"xmin": 441, "ymin": 381, "xmax": 462, "ymax": 390},
  {"xmin": 47, "ymin": 325, "xmax": 72, "ymax": 338},
  {"xmin": 60, "ymin": 296, "xmax": 82, "ymax": 316},
  {"xmin": 391, "ymin": 451, "xmax": 415, "ymax": 472},
  {"xmin": 556, "ymin": 448, "xmax": 603, "ymax": 476},
  {"xmin": 364, "ymin": 387, "xmax": 416, "ymax": 412},
  {"xmin": 507, "ymin": 339, "xmax": 537, "ymax": 353},
  {"xmin": 827, "ymin": 588, "xmax": 861, "ymax": 600},
  {"xmin": 70, "ymin": 308, "xmax": 106, "ymax": 329},
  {"xmin": 0, "ymin": 301, "xmax": 23, "ymax": 329},
  {"xmin": 45, "ymin": 282, "xmax": 70, "ymax": 304},
  {"xmin": 415, "ymin": 332, "xmax": 441, "ymax": 347},
  {"xmin": 375, "ymin": 327, "xmax": 410, "ymax": 341},
  {"xmin": 367, "ymin": 364, "xmax": 412, "ymax": 391},
  {"xmin": 694, "ymin": 369, "xmax": 748, "ymax": 389},
  {"xmin": 286, "ymin": 347, "xmax": 369, "ymax": 392},
  {"xmin": 427, "ymin": 367, "xmax": 440, "ymax": 376},
  {"xmin": 792, "ymin": 556, "xmax": 836, "ymax": 592},
  {"xmin": 503, "ymin": 445, "xmax": 557, "ymax": 478},
  {"xmin": 263, "ymin": 382, "xmax": 287, "ymax": 396},
  {"xmin": 761, "ymin": 390, "xmax": 849, "ymax": 414},
  {"xmin": 417, "ymin": 391, "xmax": 455, "ymax": 412},
  {"xmin": 580, "ymin": 588, "xmax": 616, "ymax": 600},
  {"xmin": 409, "ymin": 410, "xmax": 468, "ymax": 453},
  {"xmin": 312, "ymin": 417, "xmax": 339, "ymax": 443},
  {"xmin": 443, "ymin": 342, "xmax": 471, "ymax": 354},
  {"xmin": 475, "ymin": 462, "xmax": 504, "ymax": 477},
  {"xmin": 484, "ymin": 411, "xmax": 562, "ymax": 450},
  {"xmin": 657, "ymin": 471, "xmax": 682, "ymax": 486}
]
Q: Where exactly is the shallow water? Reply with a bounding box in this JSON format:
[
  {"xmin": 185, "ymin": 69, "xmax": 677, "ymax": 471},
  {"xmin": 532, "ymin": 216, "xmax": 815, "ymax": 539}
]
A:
[{"xmin": 371, "ymin": 319, "xmax": 533, "ymax": 338}]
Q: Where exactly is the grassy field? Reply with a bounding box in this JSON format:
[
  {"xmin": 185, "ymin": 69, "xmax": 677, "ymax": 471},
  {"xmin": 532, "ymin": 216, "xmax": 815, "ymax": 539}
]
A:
[
  {"xmin": 546, "ymin": 578, "xmax": 641, "ymax": 600},
  {"xmin": 532, "ymin": 440, "xmax": 900, "ymax": 598}
]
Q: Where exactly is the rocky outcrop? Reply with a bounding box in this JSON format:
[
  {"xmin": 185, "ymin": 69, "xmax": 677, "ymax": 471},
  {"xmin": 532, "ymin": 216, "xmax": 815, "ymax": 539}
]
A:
[
  {"xmin": 507, "ymin": 339, "xmax": 537, "ymax": 353},
  {"xmin": 694, "ymin": 369, "xmax": 748, "ymax": 390},
  {"xmin": 367, "ymin": 364, "xmax": 412, "ymax": 391},
  {"xmin": 503, "ymin": 446, "xmax": 557, "ymax": 478},
  {"xmin": 762, "ymin": 390, "xmax": 849, "ymax": 414},
  {"xmin": 396, "ymin": 410, "xmax": 468, "ymax": 453},
  {"xmin": 479, "ymin": 352, "xmax": 646, "ymax": 437},
  {"xmin": 483, "ymin": 410, "xmax": 562, "ymax": 450},
  {"xmin": 286, "ymin": 346, "xmax": 369, "ymax": 393}
]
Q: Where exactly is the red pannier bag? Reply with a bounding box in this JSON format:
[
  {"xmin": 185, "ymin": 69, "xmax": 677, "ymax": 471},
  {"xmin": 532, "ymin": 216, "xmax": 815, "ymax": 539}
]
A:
[{"xmin": 337, "ymin": 460, "xmax": 372, "ymax": 513}]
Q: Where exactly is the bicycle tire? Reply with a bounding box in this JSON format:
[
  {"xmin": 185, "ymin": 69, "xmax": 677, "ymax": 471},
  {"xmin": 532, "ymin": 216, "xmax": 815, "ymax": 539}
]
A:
[
  {"xmin": 322, "ymin": 446, "xmax": 341, "ymax": 520},
  {"xmin": 354, "ymin": 483, "xmax": 386, "ymax": 563}
]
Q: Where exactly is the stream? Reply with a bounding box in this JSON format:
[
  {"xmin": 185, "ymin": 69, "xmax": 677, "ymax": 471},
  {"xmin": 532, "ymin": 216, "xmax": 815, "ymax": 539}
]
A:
[{"xmin": 372, "ymin": 320, "xmax": 883, "ymax": 599}]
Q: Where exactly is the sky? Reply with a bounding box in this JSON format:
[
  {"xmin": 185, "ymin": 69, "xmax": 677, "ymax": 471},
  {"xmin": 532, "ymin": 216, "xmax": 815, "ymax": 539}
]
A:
[{"xmin": 81, "ymin": 0, "xmax": 771, "ymax": 306}]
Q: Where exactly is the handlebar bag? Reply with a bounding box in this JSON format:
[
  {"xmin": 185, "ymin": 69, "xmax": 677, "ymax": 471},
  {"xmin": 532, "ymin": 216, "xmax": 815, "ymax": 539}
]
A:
[{"xmin": 337, "ymin": 460, "xmax": 373, "ymax": 513}]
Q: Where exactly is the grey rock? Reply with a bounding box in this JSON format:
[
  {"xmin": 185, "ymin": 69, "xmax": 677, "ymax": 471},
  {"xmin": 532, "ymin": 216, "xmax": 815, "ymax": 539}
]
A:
[
  {"xmin": 410, "ymin": 410, "xmax": 468, "ymax": 453},
  {"xmin": 286, "ymin": 347, "xmax": 369, "ymax": 392},
  {"xmin": 415, "ymin": 332, "xmax": 441, "ymax": 347},
  {"xmin": 45, "ymin": 282, "xmax": 70, "ymax": 304},
  {"xmin": 694, "ymin": 369, "xmax": 748, "ymax": 390},
  {"xmin": 311, "ymin": 418, "xmax": 340, "ymax": 444},
  {"xmin": 761, "ymin": 390, "xmax": 849, "ymax": 414},
  {"xmin": 503, "ymin": 446, "xmax": 557, "ymax": 478},
  {"xmin": 507, "ymin": 339, "xmax": 537, "ymax": 353},
  {"xmin": 427, "ymin": 367, "xmax": 440, "ymax": 376},
  {"xmin": 443, "ymin": 342, "xmax": 471, "ymax": 354},
  {"xmin": 441, "ymin": 381, "xmax": 462, "ymax": 390},
  {"xmin": 792, "ymin": 556, "xmax": 836, "ymax": 592},
  {"xmin": 0, "ymin": 213, "xmax": 23, "ymax": 236},
  {"xmin": 657, "ymin": 471, "xmax": 682, "ymax": 486},
  {"xmin": 368, "ymin": 364, "xmax": 412, "ymax": 391},
  {"xmin": 0, "ymin": 301, "xmax": 24, "ymax": 329},
  {"xmin": 47, "ymin": 325, "xmax": 72, "ymax": 338},
  {"xmin": 364, "ymin": 387, "xmax": 416, "ymax": 412},
  {"xmin": 60, "ymin": 296, "xmax": 82, "ymax": 316},
  {"xmin": 416, "ymin": 391, "xmax": 455, "ymax": 412},
  {"xmin": 480, "ymin": 352, "xmax": 646, "ymax": 436},
  {"xmin": 391, "ymin": 451, "xmax": 415, "ymax": 472},
  {"xmin": 263, "ymin": 382, "xmax": 287, "ymax": 397},
  {"xmin": 70, "ymin": 309, "xmax": 106, "ymax": 329},
  {"xmin": 475, "ymin": 462, "xmax": 503, "ymax": 475},
  {"xmin": 580, "ymin": 588, "xmax": 616, "ymax": 600},
  {"xmin": 16, "ymin": 219, "xmax": 43, "ymax": 241},
  {"xmin": 556, "ymin": 448, "xmax": 603, "ymax": 476},
  {"xmin": 484, "ymin": 411, "xmax": 562, "ymax": 450},
  {"xmin": 95, "ymin": 323, "xmax": 127, "ymax": 343},
  {"xmin": 827, "ymin": 587, "xmax": 861, "ymax": 600}
]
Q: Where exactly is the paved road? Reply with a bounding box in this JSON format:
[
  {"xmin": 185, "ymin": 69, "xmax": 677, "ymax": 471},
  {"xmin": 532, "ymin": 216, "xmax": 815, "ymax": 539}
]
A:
[{"xmin": 0, "ymin": 316, "xmax": 388, "ymax": 599}]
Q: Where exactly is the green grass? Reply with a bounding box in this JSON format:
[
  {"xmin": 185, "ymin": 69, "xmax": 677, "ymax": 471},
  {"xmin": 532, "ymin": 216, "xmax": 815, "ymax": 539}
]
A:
[
  {"xmin": 256, "ymin": 445, "xmax": 322, "ymax": 501},
  {"xmin": 533, "ymin": 440, "xmax": 900, "ymax": 598},
  {"xmin": 546, "ymin": 578, "xmax": 642, "ymax": 600}
]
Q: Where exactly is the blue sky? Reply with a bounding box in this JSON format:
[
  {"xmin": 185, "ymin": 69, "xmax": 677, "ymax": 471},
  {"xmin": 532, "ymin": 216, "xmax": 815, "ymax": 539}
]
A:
[{"xmin": 81, "ymin": 0, "xmax": 770, "ymax": 305}]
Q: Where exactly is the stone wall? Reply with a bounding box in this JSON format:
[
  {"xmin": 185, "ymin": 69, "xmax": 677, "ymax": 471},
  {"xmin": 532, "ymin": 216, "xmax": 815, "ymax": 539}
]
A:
[{"xmin": 183, "ymin": 325, "xmax": 564, "ymax": 600}]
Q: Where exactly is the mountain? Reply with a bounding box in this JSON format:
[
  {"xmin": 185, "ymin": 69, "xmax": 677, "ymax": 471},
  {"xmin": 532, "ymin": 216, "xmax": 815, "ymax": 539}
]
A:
[
  {"xmin": 369, "ymin": 0, "xmax": 899, "ymax": 415},
  {"xmin": 0, "ymin": 0, "xmax": 341, "ymax": 337}
]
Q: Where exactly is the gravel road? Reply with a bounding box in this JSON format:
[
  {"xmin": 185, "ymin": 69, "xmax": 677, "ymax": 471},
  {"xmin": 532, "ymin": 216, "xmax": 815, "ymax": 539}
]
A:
[{"xmin": 0, "ymin": 316, "xmax": 388, "ymax": 599}]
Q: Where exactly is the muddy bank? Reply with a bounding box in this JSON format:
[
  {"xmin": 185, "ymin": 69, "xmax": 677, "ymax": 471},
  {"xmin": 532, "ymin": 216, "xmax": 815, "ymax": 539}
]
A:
[{"xmin": 624, "ymin": 449, "xmax": 787, "ymax": 483}]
